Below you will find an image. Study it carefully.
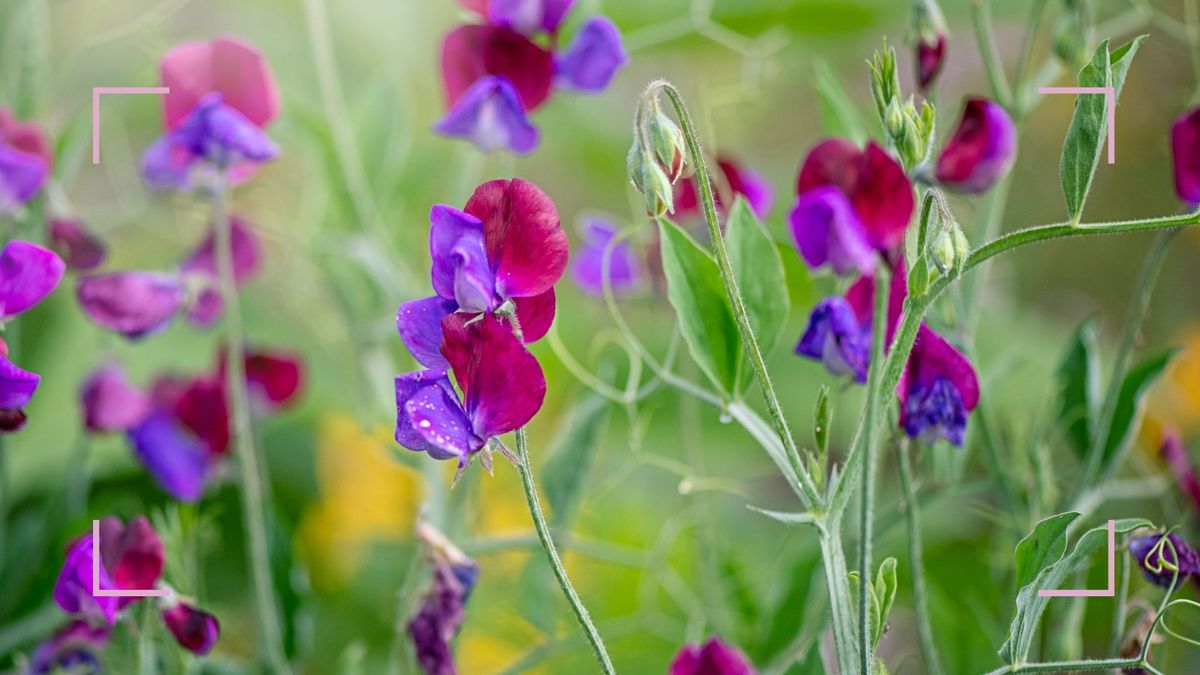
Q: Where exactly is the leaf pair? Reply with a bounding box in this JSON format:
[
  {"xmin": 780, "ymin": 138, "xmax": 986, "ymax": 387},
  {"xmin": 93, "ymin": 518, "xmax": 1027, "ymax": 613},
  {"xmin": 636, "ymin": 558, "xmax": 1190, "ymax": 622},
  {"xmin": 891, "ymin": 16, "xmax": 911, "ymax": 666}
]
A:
[
  {"xmin": 849, "ymin": 557, "xmax": 898, "ymax": 656},
  {"xmin": 658, "ymin": 196, "xmax": 789, "ymax": 398}
]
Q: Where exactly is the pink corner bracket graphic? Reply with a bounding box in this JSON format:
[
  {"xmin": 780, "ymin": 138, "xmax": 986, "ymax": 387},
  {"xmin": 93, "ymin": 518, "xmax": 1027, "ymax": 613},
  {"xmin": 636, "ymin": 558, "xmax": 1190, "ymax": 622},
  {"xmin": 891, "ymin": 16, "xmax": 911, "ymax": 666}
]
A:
[
  {"xmin": 91, "ymin": 86, "xmax": 171, "ymax": 165},
  {"xmin": 1038, "ymin": 86, "xmax": 1117, "ymax": 164},
  {"xmin": 1037, "ymin": 519, "xmax": 1116, "ymax": 598},
  {"xmin": 91, "ymin": 519, "xmax": 168, "ymax": 598}
]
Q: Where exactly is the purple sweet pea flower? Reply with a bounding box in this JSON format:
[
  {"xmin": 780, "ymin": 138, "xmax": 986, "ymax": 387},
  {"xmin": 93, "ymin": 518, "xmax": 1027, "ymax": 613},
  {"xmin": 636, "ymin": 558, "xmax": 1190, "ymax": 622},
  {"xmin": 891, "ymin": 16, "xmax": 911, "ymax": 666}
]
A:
[
  {"xmin": 178, "ymin": 216, "xmax": 262, "ymax": 327},
  {"xmin": 1171, "ymin": 105, "xmax": 1200, "ymax": 205},
  {"xmin": 128, "ymin": 411, "xmax": 209, "ymax": 502},
  {"xmin": 1160, "ymin": 432, "xmax": 1200, "ymax": 515},
  {"xmin": 0, "ymin": 240, "xmax": 66, "ymax": 322},
  {"xmin": 161, "ymin": 603, "xmax": 220, "ymax": 655},
  {"xmin": 0, "ymin": 141, "xmax": 48, "ymax": 213},
  {"xmin": 569, "ymin": 217, "xmax": 639, "ymax": 296},
  {"xmin": 554, "ymin": 17, "xmax": 627, "ymax": 94},
  {"xmin": 434, "ymin": 76, "xmax": 539, "ymax": 154},
  {"xmin": 796, "ymin": 269, "xmax": 905, "ymax": 381},
  {"xmin": 395, "ymin": 314, "xmax": 545, "ymax": 468},
  {"xmin": 81, "ymin": 364, "xmax": 152, "ymax": 433},
  {"xmin": 398, "ymin": 178, "xmax": 566, "ymax": 368},
  {"xmin": 408, "ymin": 521, "xmax": 480, "ymax": 675},
  {"xmin": 0, "ymin": 356, "xmax": 40, "ymax": 432},
  {"xmin": 1129, "ymin": 532, "xmax": 1200, "ymax": 588},
  {"xmin": 670, "ymin": 637, "xmax": 756, "ymax": 675},
  {"xmin": 142, "ymin": 93, "xmax": 278, "ymax": 191},
  {"xmin": 49, "ymin": 218, "xmax": 107, "ymax": 271},
  {"xmin": 29, "ymin": 621, "xmax": 110, "ymax": 675},
  {"xmin": 934, "ymin": 97, "xmax": 1016, "ymax": 194},
  {"xmin": 487, "ymin": 0, "xmax": 576, "ymax": 35},
  {"xmin": 898, "ymin": 325, "xmax": 980, "ymax": 446},
  {"xmin": 789, "ymin": 186, "xmax": 875, "ymax": 275},
  {"xmin": 76, "ymin": 271, "xmax": 185, "ymax": 339},
  {"xmin": 53, "ymin": 535, "xmax": 121, "ymax": 625}
]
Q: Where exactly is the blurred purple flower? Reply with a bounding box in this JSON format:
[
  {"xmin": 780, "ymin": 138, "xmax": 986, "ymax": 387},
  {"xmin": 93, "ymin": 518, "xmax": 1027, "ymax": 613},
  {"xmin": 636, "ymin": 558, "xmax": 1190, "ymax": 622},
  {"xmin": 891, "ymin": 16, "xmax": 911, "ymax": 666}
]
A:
[
  {"xmin": 76, "ymin": 271, "xmax": 185, "ymax": 339},
  {"xmin": 934, "ymin": 97, "xmax": 1016, "ymax": 194},
  {"xmin": 789, "ymin": 186, "xmax": 875, "ymax": 275},
  {"xmin": 570, "ymin": 217, "xmax": 639, "ymax": 296},
  {"xmin": 0, "ymin": 108, "xmax": 51, "ymax": 214},
  {"xmin": 0, "ymin": 356, "xmax": 40, "ymax": 432},
  {"xmin": 179, "ymin": 216, "xmax": 263, "ymax": 327},
  {"xmin": 1129, "ymin": 532, "xmax": 1200, "ymax": 588},
  {"xmin": 29, "ymin": 621, "xmax": 110, "ymax": 675},
  {"xmin": 898, "ymin": 325, "xmax": 979, "ymax": 446},
  {"xmin": 669, "ymin": 637, "xmax": 756, "ymax": 675},
  {"xmin": 433, "ymin": 76, "xmax": 539, "ymax": 154},
  {"xmin": 1160, "ymin": 432, "xmax": 1200, "ymax": 515},
  {"xmin": 395, "ymin": 314, "xmax": 545, "ymax": 469},
  {"xmin": 142, "ymin": 93, "xmax": 278, "ymax": 191},
  {"xmin": 397, "ymin": 178, "xmax": 566, "ymax": 369},
  {"xmin": 917, "ymin": 35, "xmax": 946, "ymax": 93},
  {"xmin": 0, "ymin": 240, "xmax": 66, "ymax": 322},
  {"xmin": 161, "ymin": 603, "xmax": 220, "ymax": 655},
  {"xmin": 1171, "ymin": 105, "xmax": 1200, "ymax": 205},
  {"xmin": 129, "ymin": 412, "xmax": 209, "ymax": 502},
  {"xmin": 675, "ymin": 156, "xmax": 773, "ymax": 221},
  {"xmin": 485, "ymin": 0, "xmax": 575, "ymax": 34},
  {"xmin": 81, "ymin": 364, "xmax": 152, "ymax": 433},
  {"xmin": 55, "ymin": 518, "xmax": 164, "ymax": 624},
  {"xmin": 49, "ymin": 218, "xmax": 107, "ymax": 271},
  {"xmin": 442, "ymin": 25, "xmax": 554, "ymax": 114},
  {"xmin": 53, "ymin": 535, "xmax": 120, "ymax": 625},
  {"xmin": 408, "ymin": 521, "xmax": 479, "ymax": 675},
  {"xmin": 554, "ymin": 17, "xmax": 627, "ymax": 93},
  {"xmin": 160, "ymin": 36, "xmax": 280, "ymax": 132}
]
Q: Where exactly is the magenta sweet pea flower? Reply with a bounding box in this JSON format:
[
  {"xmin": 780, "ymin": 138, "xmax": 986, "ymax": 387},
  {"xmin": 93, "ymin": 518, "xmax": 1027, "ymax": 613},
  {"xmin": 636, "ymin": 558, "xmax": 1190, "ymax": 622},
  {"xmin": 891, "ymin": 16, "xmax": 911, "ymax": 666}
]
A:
[
  {"xmin": 670, "ymin": 637, "xmax": 756, "ymax": 675},
  {"xmin": 395, "ymin": 313, "xmax": 545, "ymax": 468},
  {"xmin": 795, "ymin": 139, "xmax": 914, "ymax": 257},
  {"xmin": 29, "ymin": 621, "xmax": 110, "ymax": 675},
  {"xmin": 1171, "ymin": 105, "xmax": 1200, "ymax": 204},
  {"xmin": 49, "ymin": 218, "xmax": 107, "ymax": 271},
  {"xmin": 54, "ymin": 517, "xmax": 164, "ymax": 625},
  {"xmin": 796, "ymin": 269, "xmax": 905, "ymax": 381},
  {"xmin": 481, "ymin": 0, "xmax": 576, "ymax": 35},
  {"xmin": 161, "ymin": 603, "xmax": 220, "ymax": 655},
  {"xmin": 0, "ymin": 240, "xmax": 66, "ymax": 322},
  {"xmin": 570, "ymin": 217, "xmax": 640, "ymax": 296},
  {"xmin": 442, "ymin": 25, "xmax": 554, "ymax": 113},
  {"xmin": 0, "ymin": 107, "xmax": 53, "ymax": 166},
  {"xmin": 82, "ymin": 364, "xmax": 152, "ymax": 433},
  {"xmin": 434, "ymin": 76, "xmax": 539, "ymax": 154},
  {"xmin": 555, "ymin": 17, "xmax": 628, "ymax": 93},
  {"xmin": 1129, "ymin": 532, "xmax": 1200, "ymax": 588},
  {"xmin": 1160, "ymin": 432, "xmax": 1200, "ymax": 515},
  {"xmin": 142, "ymin": 93, "xmax": 279, "ymax": 191},
  {"xmin": 397, "ymin": 178, "xmax": 566, "ymax": 369},
  {"xmin": 898, "ymin": 325, "xmax": 980, "ymax": 445},
  {"xmin": 179, "ymin": 216, "xmax": 262, "ymax": 327},
  {"xmin": 676, "ymin": 156, "xmax": 773, "ymax": 221},
  {"xmin": 789, "ymin": 186, "xmax": 875, "ymax": 275},
  {"xmin": 934, "ymin": 97, "xmax": 1016, "ymax": 194},
  {"xmin": 408, "ymin": 521, "xmax": 480, "ymax": 675},
  {"xmin": 76, "ymin": 271, "xmax": 185, "ymax": 339},
  {"xmin": 0, "ymin": 107, "xmax": 51, "ymax": 213},
  {"xmin": 0, "ymin": 355, "xmax": 39, "ymax": 432},
  {"xmin": 159, "ymin": 35, "xmax": 280, "ymax": 132}
]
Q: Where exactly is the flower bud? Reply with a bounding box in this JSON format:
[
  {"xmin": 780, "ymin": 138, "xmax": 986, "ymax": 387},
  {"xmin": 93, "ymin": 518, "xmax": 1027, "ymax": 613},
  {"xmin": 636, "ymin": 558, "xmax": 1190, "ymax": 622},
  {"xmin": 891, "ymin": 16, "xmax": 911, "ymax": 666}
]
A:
[
  {"xmin": 952, "ymin": 227, "xmax": 970, "ymax": 267},
  {"xmin": 1053, "ymin": 1, "xmax": 1090, "ymax": 68},
  {"xmin": 935, "ymin": 98, "xmax": 1016, "ymax": 194},
  {"xmin": 928, "ymin": 229, "xmax": 956, "ymax": 275},
  {"xmin": 647, "ymin": 101, "xmax": 688, "ymax": 183},
  {"xmin": 884, "ymin": 99, "xmax": 905, "ymax": 140},
  {"xmin": 627, "ymin": 143, "xmax": 675, "ymax": 217},
  {"xmin": 912, "ymin": 0, "xmax": 948, "ymax": 93},
  {"xmin": 869, "ymin": 41, "xmax": 902, "ymax": 124}
]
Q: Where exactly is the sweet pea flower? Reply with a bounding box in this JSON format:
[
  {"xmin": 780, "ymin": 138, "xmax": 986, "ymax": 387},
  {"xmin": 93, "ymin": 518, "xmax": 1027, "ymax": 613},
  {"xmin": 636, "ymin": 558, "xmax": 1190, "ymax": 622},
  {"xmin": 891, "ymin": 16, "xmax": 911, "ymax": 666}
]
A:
[
  {"xmin": 434, "ymin": 76, "xmax": 539, "ymax": 154},
  {"xmin": 0, "ymin": 107, "xmax": 51, "ymax": 213},
  {"xmin": 397, "ymin": 178, "xmax": 566, "ymax": 369},
  {"xmin": 669, "ymin": 637, "xmax": 756, "ymax": 675},
  {"xmin": 160, "ymin": 36, "xmax": 280, "ymax": 132},
  {"xmin": 792, "ymin": 139, "xmax": 913, "ymax": 273},
  {"xmin": 395, "ymin": 313, "xmax": 545, "ymax": 470},
  {"xmin": 82, "ymin": 364, "xmax": 152, "ymax": 433},
  {"xmin": 1160, "ymin": 432, "xmax": 1200, "ymax": 515},
  {"xmin": 28, "ymin": 621, "xmax": 110, "ymax": 675},
  {"xmin": 161, "ymin": 603, "xmax": 220, "ymax": 655},
  {"xmin": 129, "ymin": 411, "xmax": 210, "ymax": 501},
  {"xmin": 53, "ymin": 516, "xmax": 164, "ymax": 625},
  {"xmin": 467, "ymin": 0, "xmax": 576, "ymax": 35},
  {"xmin": 0, "ymin": 241, "xmax": 65, "ymax": 430},
  {"xmin": 442, "ymin": 25, "xmax": 554, "ymax": 113},
  {"xmin": 1129, "ymin": 532, "xmax": 1200, "ymax": 588},
  {"xmin": 913, "ymin": 0, "xmax": 948, "ymax": 93},
  {"xmin": 49, "ymin": 218, "xmax": 106, "ymax": 271},
  {"xmin": 934, "ymin": 97, "xmax": 1016, "ymax": 194},
  {"xmin": 408, "ymin": 521, "xmax": 480, "ymax": 675},
  {"xmin": 76, "ymin": 271, "xmax": 185, "ymax": 339},
  {"xmin": 555, "ymin": 17, "xmax": 628, "ymax": 93},
  {"xmin": 569, "ymin": 216, "xmax": 640, "ymax": 296},
  {"xmin": 796, "ymin": 269, "xmax": 905, "ymax": 382},
  {"xmin": 1171, "ymin": 105, "xmax": 1200, "ymax": 204},
  {"xmin": 179, "ymin": 216, "xmax": 263, "ymax": 327},
  {"xmin": 675, "ymin": 155, "xmax": 773, "ymax": 221},
  {"xmin": 898, "ymin": 325, "xmax": 980, "ymax": 445}
]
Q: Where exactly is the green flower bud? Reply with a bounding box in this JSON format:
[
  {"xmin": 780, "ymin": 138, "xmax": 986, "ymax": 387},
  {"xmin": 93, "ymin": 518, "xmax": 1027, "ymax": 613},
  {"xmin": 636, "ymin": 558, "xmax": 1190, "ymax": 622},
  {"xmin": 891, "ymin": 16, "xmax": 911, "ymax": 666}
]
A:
[
  {"xmin": 952, "ymin": 227, "xmax": 971, "ymax": 268},
  {"xmin": 884, "ymin": 99, "xmax": 905, "ymax": 140},
  {"xmin": 929, "ymin": 229, "xmax": 956, "ymax": 275},
  {"xmin": 647, "ymin": 101, "xmax": 688, "ymax": 183},
  {"xmin": 627, "ymin": 142, "xmax": 675, "ymax": 218}
]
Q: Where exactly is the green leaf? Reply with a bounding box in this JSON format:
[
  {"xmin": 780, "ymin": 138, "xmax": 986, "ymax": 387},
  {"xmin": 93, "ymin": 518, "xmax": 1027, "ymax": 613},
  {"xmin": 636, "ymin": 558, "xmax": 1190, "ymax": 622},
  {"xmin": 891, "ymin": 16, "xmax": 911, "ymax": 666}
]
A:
[
  {"xmin": 748, "ymin": 505, "xmax": 823, "ymax": 531},
  {"xmin": 1059, "ymin": 36, "xmax": 1146, "ymax": 224},
  {"xmin": 541, "ymin": 394, "xmax": 610, "ymax": 526},
  {"xmin": 1000, "ymin": 517, "xmax": 1150, "ymax": 663},
  {"xmin": 1013, "ymin": 512, "xmax": 1081, "ymax": 599},
  {"xmin": 658, "ymin": 219, "xmax": 741, "ymax": 394},
  {"xmin": 726, "ymin": 196, "xmax": 789, "ymax": 391},
  {"xmin": 1100, "ymin": 348, "xmax": 1177, "ymax": 472},
  {"xmin": 814, "ymin": 60, "xmax": 868, "ymax": 143},
  {"xmin": 1056, "ymin": 319, "xmax": 1101, "ymax": 457},
  {"xmin": 872, "ymin": 557, "xmax": 898, "ymax": 649}
]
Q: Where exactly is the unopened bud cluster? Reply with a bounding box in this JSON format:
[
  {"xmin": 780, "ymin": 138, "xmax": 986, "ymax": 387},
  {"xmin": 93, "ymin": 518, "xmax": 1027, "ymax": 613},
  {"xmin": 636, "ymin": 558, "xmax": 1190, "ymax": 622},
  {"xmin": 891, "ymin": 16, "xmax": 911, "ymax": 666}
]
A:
[
  {"xmin": 870, "ymin": 42, "xmax": 935, "ymax": 171},
  {"xmin": 628, "ymin": 93, "xmax": 690, "ymax": 217}
]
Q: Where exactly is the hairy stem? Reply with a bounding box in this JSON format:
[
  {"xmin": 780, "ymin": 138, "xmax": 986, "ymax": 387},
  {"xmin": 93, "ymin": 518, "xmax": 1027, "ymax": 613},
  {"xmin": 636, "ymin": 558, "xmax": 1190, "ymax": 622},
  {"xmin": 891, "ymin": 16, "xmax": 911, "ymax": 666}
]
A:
[
  {"xmin": 819, "ymin": 527, "xmax": 859, "ymax": 675},
  {"xmin": 971, "ymin": 0, "xmax": 1013, "ymax": 106},
  {"xmin": 0, "ymin": 436, "xmax": 6, "ymax": 566},
  {"xmin": 211, "ymin": 176, "xmax": 291, "ymax": 674},
  {"xmin": 514, "ymin": 428, "xmax": 615, "ymax": 674},
  {"xmin": 896, "ymin": 440, "xmax": 944, "ymax": 675}
]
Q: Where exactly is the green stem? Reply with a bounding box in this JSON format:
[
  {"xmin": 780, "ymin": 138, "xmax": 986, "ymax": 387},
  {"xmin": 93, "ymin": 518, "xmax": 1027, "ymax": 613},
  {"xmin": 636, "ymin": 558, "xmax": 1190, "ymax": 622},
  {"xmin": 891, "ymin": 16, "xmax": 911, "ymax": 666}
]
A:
[
  {"xmin": 984, "ymin": 657, "xmax": 1145, "ymax": 674},
  {"xmin": 971, "ymin": 0, "xmax": 1013, "ymax": 107},
  {"xmin": 896, "ymin": 440, "xmax": 943, "ymax": 675},
  {"xmin": 211, "ymin": 176, "xmax": 291, "ymax": 675},
  {"xmin": 1109, "ymin": 537, "xmax": 1131, "ymax": 656},
  {"xmin": 649, "ymin": 80, "xmax": 821, "ymax": 508},
  {"xmin": 514, "ymin": 428, "xmax": 615, "ymax": 674},
  {"xmin": 857, "ymin": 261, "xmax": 891, "ymax": 675},
  {"xmin": 818, "ymin": 527, "xmax": 858, "ymax": 675},
  {"xmin": 0, "ymin": 436, "xmax": 6, "ymax": 566}
]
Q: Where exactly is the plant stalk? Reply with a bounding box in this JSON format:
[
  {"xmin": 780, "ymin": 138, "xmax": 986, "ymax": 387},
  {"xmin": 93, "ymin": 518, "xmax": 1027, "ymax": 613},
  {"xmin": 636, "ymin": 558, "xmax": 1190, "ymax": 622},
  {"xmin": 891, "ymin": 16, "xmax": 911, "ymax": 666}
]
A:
[{"xmin": 896, "ymin": 440, "xmax": 944, "ymax": 675}]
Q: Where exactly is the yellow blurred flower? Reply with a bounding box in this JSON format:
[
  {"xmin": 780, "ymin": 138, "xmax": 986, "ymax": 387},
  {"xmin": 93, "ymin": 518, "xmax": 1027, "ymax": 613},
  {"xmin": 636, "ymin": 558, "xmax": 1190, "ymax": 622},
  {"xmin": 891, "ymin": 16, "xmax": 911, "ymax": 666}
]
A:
[
  {"xmin": 298, "ymin": 413, "xmax": 422, "ymax": 590},
  {"xmin": 1146, "ymin": 326, "xmax": 1200, "ymax": 440}
]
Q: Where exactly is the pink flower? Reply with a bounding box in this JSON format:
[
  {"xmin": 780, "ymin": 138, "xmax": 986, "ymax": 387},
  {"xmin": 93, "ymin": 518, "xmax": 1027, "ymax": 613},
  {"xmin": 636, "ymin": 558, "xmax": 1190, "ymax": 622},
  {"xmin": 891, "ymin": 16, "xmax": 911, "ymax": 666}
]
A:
[
  {"xmin": 159, "ymin": 35, "xmax": 280, "ymax": 132},
  {"xmin": 934, "ymin": 98, "xmax": 1016, "ymax": 194},
  {"xmin": 670, "ymin": 637, "xmax": 756, "ymax": 675}
]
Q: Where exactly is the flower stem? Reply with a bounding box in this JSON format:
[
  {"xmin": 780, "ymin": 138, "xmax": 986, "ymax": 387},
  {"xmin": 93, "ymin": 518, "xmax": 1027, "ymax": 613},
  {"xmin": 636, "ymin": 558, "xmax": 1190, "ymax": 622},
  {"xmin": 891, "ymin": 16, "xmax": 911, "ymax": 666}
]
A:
[
  {"xmin": 210, "ymin": 176, "xmax": 291, "ymax": 675},
  {"xmin": 649, "ymin": 80, "xmax": 821, "ymax": 508},
  {"xmin": 513, "ymin": 427, "xmax": 615, "ymax": 675},
  {"xmin": 896, "ymin": 439, "xmax": 944, "ymax": 675},
  {"xmin": 0, "ymin": 436, "xmax": 7, "ymax": 565},
  {"xmin": 818, "ymin": 526, "xmax": 859, "ymax": 674},
  {"xmin": 983, "ymin": 657, "xmax": 1145, "ymax": 674},
  {"xmin": 970, "ymin": 0, "xmax": 1013, "ymax": 107}
]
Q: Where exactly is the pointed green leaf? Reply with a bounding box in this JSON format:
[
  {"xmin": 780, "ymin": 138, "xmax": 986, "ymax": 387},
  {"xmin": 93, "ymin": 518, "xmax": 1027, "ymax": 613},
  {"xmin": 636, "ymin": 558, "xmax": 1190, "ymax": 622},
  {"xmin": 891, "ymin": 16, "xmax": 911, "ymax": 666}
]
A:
[
  {"xmin": 1056, "ymin": 319, "xmax": 1101, "ymax": 457},
  {"xmin": 872, "ymin": 557, "xmax": 898, "ymax": 649},
  {"xmin": 657, "ymin": 219, "xmax": 740, "ymax": 394},
  {"xmin": 748, "ymin": 505, "xmax": 823, "ymax": 531},
  {"xmin": 1013, "ymin": 512, "xmax": 1080, "ymax": 593},
  {"xmin": 1100, "ymin": 348, "xmax": 1178, "ymax": 472},
  {"xmin": 727, "ymin": 196, "xmax": 789, "ymax": 391},
  {"xmin": 1059, "ymin": 36, "xmax": 1146, "ymax": 223}
]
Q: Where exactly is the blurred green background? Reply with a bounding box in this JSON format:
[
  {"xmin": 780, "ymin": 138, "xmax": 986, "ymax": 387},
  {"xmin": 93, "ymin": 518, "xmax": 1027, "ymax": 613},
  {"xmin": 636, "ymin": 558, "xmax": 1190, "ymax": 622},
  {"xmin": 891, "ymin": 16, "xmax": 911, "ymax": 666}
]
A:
[{"xmin": 2, "ymin": 0, "xmax": 1200, "ymax": 672}]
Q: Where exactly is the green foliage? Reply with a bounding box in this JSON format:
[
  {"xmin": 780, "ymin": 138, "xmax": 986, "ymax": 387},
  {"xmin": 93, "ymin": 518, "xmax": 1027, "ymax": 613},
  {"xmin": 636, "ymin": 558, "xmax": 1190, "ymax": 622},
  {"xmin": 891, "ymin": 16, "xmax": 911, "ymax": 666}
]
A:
[
  {"xmin": 1056, "ymin": 319, "xmax": 1102, "ymax": 457},
  {"xmin": 1101, "ymin": 349, "xmax": 1177, "ymax": 472},
  {"xmin": 1059, "ymin": 36, "xmax": 1146, "ymax": 224},
  {"xmin": 541, "ymin": 394, "xmax": 610, "ymax": 527},
  {"xmin": 726, "ymin": 196, "xmax": 790, "ymax": 388},
  {"xmin": 849, "ymin": 557, "xmax": 898, "ymax": 651}
]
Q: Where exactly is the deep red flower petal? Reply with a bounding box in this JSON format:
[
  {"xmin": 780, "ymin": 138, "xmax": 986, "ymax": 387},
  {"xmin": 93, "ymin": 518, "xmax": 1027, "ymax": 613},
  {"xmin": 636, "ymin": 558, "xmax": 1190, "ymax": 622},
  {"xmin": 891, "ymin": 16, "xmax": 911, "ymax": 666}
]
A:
[
  {"xmin": 464, "ymin": 178, "xmax": 567, "ymax": 299},
  {"xmin": 173, "ymin": 377, "xmax": 230, "ymax": 456},
  {"xmin": 161, "ymin": 603, "xmax": 219, "ymax": 655},
  {"xmin": 796, "ymin": 140, "xmax": 913, "ymax": 250},
  {"xmin": 97, "ymin": 516, "xmax": 164, "ymax": 591},
  {"xmin": 514, "ymin": 288, "xmax": 555, "ymax": 342},
  {"xmin": 243, "ymin": 350, "xmax": 304, "ymax": 411},
  {"xmin": 440, "ymin": 25, "xmax": 554, "ymax": 112}
]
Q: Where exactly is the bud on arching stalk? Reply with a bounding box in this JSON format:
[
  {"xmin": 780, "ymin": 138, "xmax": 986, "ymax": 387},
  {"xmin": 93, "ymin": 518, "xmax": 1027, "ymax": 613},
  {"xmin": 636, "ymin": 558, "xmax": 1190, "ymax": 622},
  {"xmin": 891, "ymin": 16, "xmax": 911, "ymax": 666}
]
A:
[
  {"xmin": 912, "ymin": 0, "xmax": 948, "ymax": 93},
  {"xmin": 629, "ymin": 88, "xmax": 689, "ymax": 217},
  {"xmin": 647, "ymin": 99, "xmax": 688, "ymax": 183},
  {"xmin": 926, "ymin": 196, "xmax": 969, "ymax": 275},
  {"xmin": 627, "ymin": 142, "xmax": 675, "ymax": 218}
]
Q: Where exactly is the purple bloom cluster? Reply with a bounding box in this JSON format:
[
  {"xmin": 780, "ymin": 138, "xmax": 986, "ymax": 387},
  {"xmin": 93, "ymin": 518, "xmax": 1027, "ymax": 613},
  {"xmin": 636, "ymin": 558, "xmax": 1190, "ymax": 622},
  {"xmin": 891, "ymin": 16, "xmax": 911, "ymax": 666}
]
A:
[
  {"xmin": 438, "ymin": 0, "xmax": 627, "ymax": 153},
  {"xmin": 1129, "ymin": 531, "xmax": 1200, "ymax": 589},
  {"xmin": 569, "ymin": 216, "xmax": 641, "ymax": 296},
  {"xmin": 408, "ymin": 521, "xmax": 481, "ymax": 675},
  {"xmin": 51, "ymin": 516, "xmax": 219, "ymax": 657}
]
